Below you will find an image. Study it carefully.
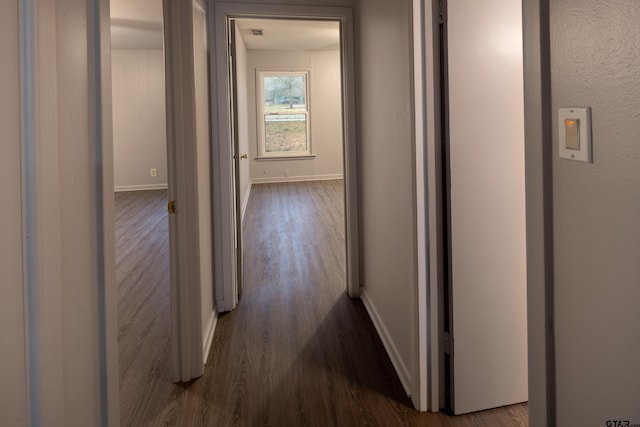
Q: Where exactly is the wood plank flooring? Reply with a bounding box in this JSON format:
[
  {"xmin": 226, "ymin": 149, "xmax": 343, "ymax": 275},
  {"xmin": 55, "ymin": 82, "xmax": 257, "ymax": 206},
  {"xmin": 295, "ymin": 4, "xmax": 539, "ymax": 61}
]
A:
[
  {"xmin": 115, "ymin": 182, "xmax": 528, "ymax": 426},
  {"xmin": 115, "ymin": 190, "xmax": 173, "ymax": 425}
]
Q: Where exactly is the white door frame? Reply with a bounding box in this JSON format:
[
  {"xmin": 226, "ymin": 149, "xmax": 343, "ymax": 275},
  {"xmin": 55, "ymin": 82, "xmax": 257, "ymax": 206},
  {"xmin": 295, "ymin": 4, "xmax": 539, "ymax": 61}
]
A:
[
  {"xmin": 413, "ymin": 0, "xmax": 441, "ymax": 412},
  {"xmin": 522, "ymin": 1, "xmax": 554, "ymax": 424},
  {"xmin": 210, "ymin": 2, "xmax": 361, "ymax": 312}
]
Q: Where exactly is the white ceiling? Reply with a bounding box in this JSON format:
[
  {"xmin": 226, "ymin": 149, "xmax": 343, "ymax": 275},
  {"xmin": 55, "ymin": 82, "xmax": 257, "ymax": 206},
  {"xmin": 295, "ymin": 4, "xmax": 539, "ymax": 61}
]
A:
[{"xmin": 235, "ymin": 19, "xmax": 340, "ymax": 51}]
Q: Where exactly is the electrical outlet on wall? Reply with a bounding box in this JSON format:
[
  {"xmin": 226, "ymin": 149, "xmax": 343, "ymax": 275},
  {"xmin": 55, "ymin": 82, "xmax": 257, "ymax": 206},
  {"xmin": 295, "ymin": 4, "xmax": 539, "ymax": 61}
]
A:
[
  {"xmin": 150, "ymin": 168, "xmax": 157, "ymax": 177},
  {"xmin": 284, "ymin": 170, "xmax": 289, "ymax": 177}
]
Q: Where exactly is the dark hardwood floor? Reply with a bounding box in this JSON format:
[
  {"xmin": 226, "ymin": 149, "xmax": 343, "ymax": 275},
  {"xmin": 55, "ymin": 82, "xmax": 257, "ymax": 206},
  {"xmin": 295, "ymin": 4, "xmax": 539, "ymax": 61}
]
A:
[
  {"xmin": 115, "ymin": 182, "xmax": 528, "ymax": 426},
  {"xmin": 115, "ymin": 190, "xmax": 173, "ymax": 424}
]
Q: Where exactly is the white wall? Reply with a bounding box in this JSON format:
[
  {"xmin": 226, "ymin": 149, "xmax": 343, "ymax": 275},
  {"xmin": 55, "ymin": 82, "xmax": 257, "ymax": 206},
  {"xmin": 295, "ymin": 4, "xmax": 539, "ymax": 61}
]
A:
[
  {"xmin": 235, "ymin": 25, "xmax": 252, "ymax": 219},
  {"xmin": 56, "ymin": 0, "xmax": 119, "ymax": 422},
  {"xmin": 111, "ymin": 49, "xmax": 168, "ymax": 191},
  {"xmin": 246, "ymin": 48, "xmax": 344, "ymax": 183},
  {"xmin": 549, "ymin": 0, "xmax": 640, "ymax": 424},
  {"xmin": 0, "ymin": 1, "xmax": 27, "ymax": 424},
  {"xmin": 193, "ymin": 6, "xmax": 216, "ymax": 357},
  {"xmin": 357, "ymin": 0, "xmax": 418, "ymax": 401},
  {"xmin": 1, "ymin": 0, "xmax": 119, "ymax": 424},
  {"xmin": 311, "ymin": 49, "xmax": 344, "ymax": 173}
]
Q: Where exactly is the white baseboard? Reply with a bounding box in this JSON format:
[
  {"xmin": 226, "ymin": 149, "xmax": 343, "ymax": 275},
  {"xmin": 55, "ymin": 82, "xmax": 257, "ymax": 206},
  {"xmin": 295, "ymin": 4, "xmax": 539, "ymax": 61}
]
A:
[
  {"xmin": 114, "ymin": 183, "xmax": 168, "ymax": 192},
  {"xmin": 241, "ymin": 183, "xmax": 252, "ymax": 223},
  {"xmin": 251, "ymin": 173, "xmax": 343, "ymax": 185},
  {"xmin": 202, "ymin": 309, "xmax": 218, "ymax": 363},
  {"xmin": 360, "ymin": 288, "xmax": 412, "ymax": 398}
]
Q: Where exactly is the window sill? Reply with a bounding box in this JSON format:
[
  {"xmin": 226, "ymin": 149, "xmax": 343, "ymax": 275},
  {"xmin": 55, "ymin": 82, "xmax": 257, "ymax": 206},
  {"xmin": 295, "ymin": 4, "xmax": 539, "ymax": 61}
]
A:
[{"xmin": 255, "ymin": 154, "xmax": 316, "ymax": 161}]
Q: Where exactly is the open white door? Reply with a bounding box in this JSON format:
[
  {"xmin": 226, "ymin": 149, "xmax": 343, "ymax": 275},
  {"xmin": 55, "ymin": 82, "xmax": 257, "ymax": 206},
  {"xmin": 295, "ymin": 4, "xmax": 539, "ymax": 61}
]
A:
[
  {"xmin": 164, "ymin": 0, "xmax": 213, "ymax": 382},
  {"xmin": 444, "ymin": 0, "xmax": 528, "ymax": 414},
  {"xmin": 228, "ymin": 19, "xmax": 243, "ymax": 301}
]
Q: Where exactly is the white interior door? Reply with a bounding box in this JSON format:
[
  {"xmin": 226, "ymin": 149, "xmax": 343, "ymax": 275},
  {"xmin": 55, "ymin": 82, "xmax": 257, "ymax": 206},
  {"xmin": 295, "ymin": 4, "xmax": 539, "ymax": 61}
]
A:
[
  {"xmin": 445, "ymin": 0, "xmax": 528, "ymax": 414},
  {"xmin": 164, "ymin": 0, "xmax": 212, "ymax": 383},
  {"xmin": 228, "ymin": 19, "xmax": 243, "ymax": 300}
]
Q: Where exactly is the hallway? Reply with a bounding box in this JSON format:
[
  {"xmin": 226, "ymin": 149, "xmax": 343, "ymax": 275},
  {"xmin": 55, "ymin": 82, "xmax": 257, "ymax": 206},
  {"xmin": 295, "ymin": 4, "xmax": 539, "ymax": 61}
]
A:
[
  {"xmin": 207, "ymin": 180, "xmax": 410, "ymax": 425},
  {"xmin": 115, "ymin": 182, "xmax": 527, "ymax": 426}
]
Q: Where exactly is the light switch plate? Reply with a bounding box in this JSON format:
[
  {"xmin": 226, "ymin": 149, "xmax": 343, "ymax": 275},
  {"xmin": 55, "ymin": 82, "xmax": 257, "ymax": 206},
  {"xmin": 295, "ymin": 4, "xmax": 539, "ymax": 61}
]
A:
[{"xmin": 558, "ymin": 107, "xmax": 592, "ymax": 163}]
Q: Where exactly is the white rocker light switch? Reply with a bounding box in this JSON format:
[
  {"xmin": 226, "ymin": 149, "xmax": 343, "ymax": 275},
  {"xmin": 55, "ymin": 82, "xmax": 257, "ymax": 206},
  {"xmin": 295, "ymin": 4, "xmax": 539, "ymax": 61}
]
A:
[{"xmin": 559, "ymin": 107, "xmax": 592, "ymax": 163}]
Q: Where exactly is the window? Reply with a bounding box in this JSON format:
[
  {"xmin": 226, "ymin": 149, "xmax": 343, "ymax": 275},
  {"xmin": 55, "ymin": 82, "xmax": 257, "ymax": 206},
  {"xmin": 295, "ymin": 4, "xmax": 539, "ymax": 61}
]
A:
[{"xmin": 257, "ymin": 71, "xmax": 312, "ymax": 159}]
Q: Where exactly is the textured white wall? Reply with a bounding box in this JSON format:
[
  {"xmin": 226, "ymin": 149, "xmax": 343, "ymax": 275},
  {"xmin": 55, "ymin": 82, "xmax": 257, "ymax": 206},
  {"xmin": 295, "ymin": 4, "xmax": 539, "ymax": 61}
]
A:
[
  {"xmin": 245, "ymin": 49, "xmax": 344, "ymax": 182},
  {"xmin": 550, "ymin": 1, "xmax": 640, "ymax": 424},
  {"xmin": 111, "ymin": 49, "xmax": 168, "ymax": 191}
]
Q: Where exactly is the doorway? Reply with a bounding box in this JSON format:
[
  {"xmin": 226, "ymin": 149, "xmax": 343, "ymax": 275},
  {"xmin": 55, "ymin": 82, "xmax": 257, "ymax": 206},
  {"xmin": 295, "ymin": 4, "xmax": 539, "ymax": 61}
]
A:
[
  {"xmin": 229, "ymin": 17, "xmax": 347, "ymax": 305},
  {"xmin": 211, "ymin": 4, "xmax": 360, "ymax": 314}
]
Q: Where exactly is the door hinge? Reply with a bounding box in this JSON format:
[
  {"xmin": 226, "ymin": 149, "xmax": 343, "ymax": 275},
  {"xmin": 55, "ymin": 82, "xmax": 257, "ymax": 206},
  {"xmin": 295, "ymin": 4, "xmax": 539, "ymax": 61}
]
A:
[
  {"xmin": 168, "ymin": 200, "xmax": 177, "ymax": 214},
  {"xmin": 444, "ymin": 332, "xmax": 454, "ymax": 355}
]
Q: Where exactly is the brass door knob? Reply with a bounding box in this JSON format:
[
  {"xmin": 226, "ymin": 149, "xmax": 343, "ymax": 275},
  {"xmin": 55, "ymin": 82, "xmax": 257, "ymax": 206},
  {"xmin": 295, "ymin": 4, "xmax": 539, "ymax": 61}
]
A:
[{"xmin": 240, "ymin": 153, "xmax": 248, "ymax": 160}]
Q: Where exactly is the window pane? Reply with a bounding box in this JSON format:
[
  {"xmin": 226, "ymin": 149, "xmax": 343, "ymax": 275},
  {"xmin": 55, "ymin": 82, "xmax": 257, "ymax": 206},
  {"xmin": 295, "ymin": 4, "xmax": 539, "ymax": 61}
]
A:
[
  {"xmin": 264, "ymin": 114, "xmax": 307, "ymax": 153},
  {"xmin": 263, "ymin": 75, "xmax": 306, "ymax": 113}
]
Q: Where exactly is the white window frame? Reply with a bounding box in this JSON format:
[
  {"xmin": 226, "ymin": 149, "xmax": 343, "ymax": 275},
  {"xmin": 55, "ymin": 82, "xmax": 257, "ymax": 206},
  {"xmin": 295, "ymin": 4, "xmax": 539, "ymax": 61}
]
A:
[{"xmin": 256, "ymin": 70, "xmax": 313, "ymax": 160}]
